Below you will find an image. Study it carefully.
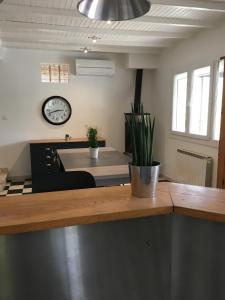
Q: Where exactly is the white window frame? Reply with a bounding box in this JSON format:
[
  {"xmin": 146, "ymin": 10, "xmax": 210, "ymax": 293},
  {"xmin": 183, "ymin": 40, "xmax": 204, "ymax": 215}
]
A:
[
  {"xmin": 211, "ymin": 60, "xmax": 224, "ymax": 142},
  {"xmin": 171, "ymin": 62, "xmax": 217, "ymax": 143},
  {"xmin": 172, "ymin": 72, "xmax": 188, "ymax": 133}
]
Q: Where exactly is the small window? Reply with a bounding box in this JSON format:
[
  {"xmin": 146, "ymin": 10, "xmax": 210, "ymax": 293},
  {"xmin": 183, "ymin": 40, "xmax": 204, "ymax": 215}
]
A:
[
  {"xmin": 189, "ymin": 66, "xmax": 211, "ymax": 136},
  {"xmin": 172, "ymin": 72, "xmax": 188, "ymax": 133},
  {"xmin": 213, "ymin": 60, "xmax": 224, "ymax": 141},
  {"xmin": 40, "ymin": 64, "xmax": 50, "ymax": 83},
  {"xmin": 41, "ymin": 64, "xmax": 69, "ymax": 83},
  {"xmin": 50, "ymin": 64, "xmax": 60, "ymax": 83},
  {"xmin": 60, "ymin": 64, "xmax": 69, "ymax": 84}
]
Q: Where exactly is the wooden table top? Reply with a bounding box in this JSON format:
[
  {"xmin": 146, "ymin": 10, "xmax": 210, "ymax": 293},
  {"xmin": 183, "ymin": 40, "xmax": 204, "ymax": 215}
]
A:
[
  {"xmin": 2, "ymin": 182, "xmax": 225, "ymax": 235},
  {"xmin": 58, "ymin": 147, "xmax": 131, "ymax": 177}
]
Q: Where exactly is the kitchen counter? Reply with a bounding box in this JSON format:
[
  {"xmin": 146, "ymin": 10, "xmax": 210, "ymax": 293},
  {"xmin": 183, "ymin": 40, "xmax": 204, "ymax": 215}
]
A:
[
  {"xmin": 2, "ymin": 182, "xmax": 225, "ymax": 234},
  {"xmin": 0, "ymin": 185, "xmax": 172, "ymax": 234},
  {"xmin": 1, "ymin": 183, "xmax": 225, "ymax": 300}
]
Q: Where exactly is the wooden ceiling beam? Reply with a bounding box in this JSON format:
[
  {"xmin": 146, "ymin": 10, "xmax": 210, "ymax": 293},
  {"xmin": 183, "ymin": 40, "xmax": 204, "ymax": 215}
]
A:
[
  {"xmin": 0, "ymin": 4, "xmax": 213, "ymax": 28},
  {"xmin": 1, "ymin": 34, "xmax": 172, "ymax": 48},
  {"xmin": 0, "ymin": 20, "xmax": 192, "ymax": 39},
  {"xmin": 2, "ymin": 40, "xmax": 161, "ymax": 54},
  {"xmin": 152, "ymin": 0, "xmax": 225, "ymax": 12},
  {"xmin": 137, "ymin": 15, "xmax": 211, "ymax": 28}
]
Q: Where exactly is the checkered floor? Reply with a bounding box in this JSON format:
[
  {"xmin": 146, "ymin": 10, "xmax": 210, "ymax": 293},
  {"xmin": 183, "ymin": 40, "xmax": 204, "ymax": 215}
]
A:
[
  {"xmin": 0, "ymin": 179, "xmax": 32, "ymax": 197},
  {"xmin": 0, "ymin": 178, "xmax": 170, "ymax": 197}
]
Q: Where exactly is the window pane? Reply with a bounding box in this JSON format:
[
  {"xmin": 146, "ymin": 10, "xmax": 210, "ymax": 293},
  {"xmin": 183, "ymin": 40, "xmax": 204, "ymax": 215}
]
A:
[
  {"xmin": 189, "ymin": 66, "xmax": 211, "ymax": 136},
  {"xmin": 50, "ymin": 64, "xmax": 60, "ymax": 83},
  {"xmin": 172, "ymin": 73, "xmax": 187, "ymax": 132},
  {"xmin": 60, "ymin": 64, "xmax": 69, "ymax": 83},
  {"xmin": 213, "ymin": 60, "xmax": 224, "ymax": 141},
  {"xmin": 41, "ymin": 64, "xmax": 50, "ymax": 83}
]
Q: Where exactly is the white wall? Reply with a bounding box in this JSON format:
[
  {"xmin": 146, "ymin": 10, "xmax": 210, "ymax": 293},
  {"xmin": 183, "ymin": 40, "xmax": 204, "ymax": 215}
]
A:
[
  {"xmin": 0, "ymin": 48, "xmax": 137, "ymax": 178},
  {"xmin": 152, "ymin": 21, "xmax": 225, "ymax": 187},
  {"xmin": 4, "ymin": 19, "xmax": 224, "ymax": 184},
  {"xmin": 125, "ymin": 54, "xmax": 159, "ymax": 69}
]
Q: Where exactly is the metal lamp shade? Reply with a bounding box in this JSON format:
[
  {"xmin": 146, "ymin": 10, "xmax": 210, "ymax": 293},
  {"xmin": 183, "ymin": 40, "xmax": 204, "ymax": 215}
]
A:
[{"xmin": 77, "ymin": 0, "xmax": 151, "ymax": 21}]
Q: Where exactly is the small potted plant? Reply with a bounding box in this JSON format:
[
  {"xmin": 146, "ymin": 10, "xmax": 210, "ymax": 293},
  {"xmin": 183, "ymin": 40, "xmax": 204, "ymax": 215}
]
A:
[
  {"xmin": 87, "ymin": 127, "xmax": 99, "ymax": 159},
  {"xmin": 125, "ymin": 104, "xmax": 160, "ymax": 198},
  {"xmin": 65, "ymin": 134, "xmax": 71, "ymax": 141}
]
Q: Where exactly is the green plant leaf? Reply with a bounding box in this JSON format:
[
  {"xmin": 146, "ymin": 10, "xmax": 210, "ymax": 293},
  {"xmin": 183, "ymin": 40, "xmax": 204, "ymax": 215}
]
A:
[{"xmin": 125, "ymin": 104, "xmax": 155, "ymax": 166}]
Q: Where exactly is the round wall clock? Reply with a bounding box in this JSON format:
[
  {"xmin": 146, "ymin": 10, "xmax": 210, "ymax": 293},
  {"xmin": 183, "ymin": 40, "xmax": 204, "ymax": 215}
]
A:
[{"xmin": 42, "ymin": 96, "xmax": 72, "ymax": 125}]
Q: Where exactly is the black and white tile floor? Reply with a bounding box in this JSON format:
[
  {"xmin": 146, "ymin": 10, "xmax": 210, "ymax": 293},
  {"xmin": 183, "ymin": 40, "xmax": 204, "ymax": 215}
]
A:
[
  {"xmin": 0, "ymin": 180, "xmax": 32, "ymax": 197},
  {"xmin": 0, "ymin": 178, "xmax": 170, "ymax": 197}
]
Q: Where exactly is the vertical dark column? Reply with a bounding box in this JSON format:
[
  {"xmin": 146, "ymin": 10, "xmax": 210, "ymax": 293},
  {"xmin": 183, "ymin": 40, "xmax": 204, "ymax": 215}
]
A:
[
  {"xmin": 134, "ymin": 69, "xmax": 143, "ymax": 114},
  {"xmin": 125, "ymin": 69, "xmax": 144, "ymax": 153}
]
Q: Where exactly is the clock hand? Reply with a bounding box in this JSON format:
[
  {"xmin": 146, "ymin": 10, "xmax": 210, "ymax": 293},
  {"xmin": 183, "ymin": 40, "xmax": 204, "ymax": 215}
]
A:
[{"xmin": 49, "ymin": 109, "xmax": 64, "ymax": 115}]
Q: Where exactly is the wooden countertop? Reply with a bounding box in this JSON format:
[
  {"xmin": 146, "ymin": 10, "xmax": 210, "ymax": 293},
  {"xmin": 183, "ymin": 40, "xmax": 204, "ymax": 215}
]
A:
[
  {"xmin": 159, "ymin": 182, "xmax": 225, "ymax": 223},
  {"xmin": 30, "ymin": 137, "xmax": 105, "ymax": 144},
  {"xmin": 2, "ymin": 182, "xmax": 225, "ymax": 235},
  {"xmin": 0, "ymin": 185, "xmax": 173, "ymax": 235}
]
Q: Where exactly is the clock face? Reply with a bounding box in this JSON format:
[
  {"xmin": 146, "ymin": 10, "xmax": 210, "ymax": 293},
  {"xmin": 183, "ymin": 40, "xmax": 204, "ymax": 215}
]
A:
[{"xmin": 42, "ymin": 96, "xmax": 72, "ymax": 125}]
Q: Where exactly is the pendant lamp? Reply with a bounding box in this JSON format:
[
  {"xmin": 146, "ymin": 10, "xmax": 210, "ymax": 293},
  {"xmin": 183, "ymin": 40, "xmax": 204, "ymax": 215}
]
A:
[{"xmin": 77, "ymin": 0, "xmax": 151, "ymax": 21}]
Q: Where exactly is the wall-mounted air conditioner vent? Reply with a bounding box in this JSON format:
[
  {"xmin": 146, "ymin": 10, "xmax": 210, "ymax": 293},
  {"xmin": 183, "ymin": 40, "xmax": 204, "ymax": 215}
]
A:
[{"xmin": 75, "ymin": 59, "xmax": 115, "ymax": 76}]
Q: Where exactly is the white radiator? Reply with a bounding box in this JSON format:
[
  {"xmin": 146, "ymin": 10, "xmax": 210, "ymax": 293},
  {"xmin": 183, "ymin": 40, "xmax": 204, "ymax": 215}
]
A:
[{"xmin": 175, "ymin": 148, "xmax": 213, "ymax": 187}]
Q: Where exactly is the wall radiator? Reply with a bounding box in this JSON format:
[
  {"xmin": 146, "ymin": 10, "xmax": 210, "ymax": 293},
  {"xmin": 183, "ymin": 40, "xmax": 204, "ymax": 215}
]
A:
[{"xmin": 175, "ymin": 148, "xmax": 213, "ymax": 187}]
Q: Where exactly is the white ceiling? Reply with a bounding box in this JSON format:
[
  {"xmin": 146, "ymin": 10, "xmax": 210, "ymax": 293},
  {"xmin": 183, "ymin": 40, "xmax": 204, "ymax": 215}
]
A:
[{"xmin": 0, "ymin": 0, "xmax": 225, "ymax": 54}]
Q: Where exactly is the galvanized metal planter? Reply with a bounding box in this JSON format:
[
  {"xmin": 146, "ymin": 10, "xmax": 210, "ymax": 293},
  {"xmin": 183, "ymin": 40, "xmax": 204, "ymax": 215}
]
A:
[{"xmin": 129, "ymin": 162, "xmax": 160, "ymax": 198}]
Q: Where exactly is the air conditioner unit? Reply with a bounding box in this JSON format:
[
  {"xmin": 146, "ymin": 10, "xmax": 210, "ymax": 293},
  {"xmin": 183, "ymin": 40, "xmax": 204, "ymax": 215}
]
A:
[{"xmin": 75, "ymin": 59, "xmax": 115, "ymax": 76}]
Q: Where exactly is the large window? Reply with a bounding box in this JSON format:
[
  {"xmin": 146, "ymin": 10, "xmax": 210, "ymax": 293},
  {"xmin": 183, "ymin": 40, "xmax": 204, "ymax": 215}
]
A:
[
  {"xmin": 189, "ymin": 66, "xmax": 211, "ymax": 136},
  {"xmin": 172, "ymin": 61, "xmax": 223, "ymax": 141}
]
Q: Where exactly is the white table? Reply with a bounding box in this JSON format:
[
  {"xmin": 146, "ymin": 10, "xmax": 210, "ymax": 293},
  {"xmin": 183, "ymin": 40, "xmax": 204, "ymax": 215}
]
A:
[{"xmin": 57, "ymin": 147, "xmax": 131, "ymax": 186}]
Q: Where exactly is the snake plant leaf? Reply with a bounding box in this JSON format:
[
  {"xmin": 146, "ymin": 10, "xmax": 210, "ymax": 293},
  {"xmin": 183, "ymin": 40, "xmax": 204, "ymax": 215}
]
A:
[{"xmin": 125, "ymin": 104, "xmax": 155, "ymax": 166}]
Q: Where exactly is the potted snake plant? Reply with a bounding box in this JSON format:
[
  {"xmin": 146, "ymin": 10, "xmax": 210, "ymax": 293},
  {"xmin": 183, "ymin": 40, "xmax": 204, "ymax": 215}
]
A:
[
  {"xmin": 125, "ymin": 104, "xmax": 160, "ymax": 198},
  {"xmin": 87, "ymin": 127, "xmax": 99, "ymax": 159}
]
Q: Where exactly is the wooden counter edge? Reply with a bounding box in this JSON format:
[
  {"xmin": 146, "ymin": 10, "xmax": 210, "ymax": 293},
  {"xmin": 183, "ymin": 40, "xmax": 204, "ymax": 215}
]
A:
[
  {"xmin": 174, "ymin": 206, "xmax": 225, "ymax": 223},
  {"xmin": 168, "ymin": 183, "xmax": 225, "ymax": 223},
  {"xmin": 0, "ymin": 206, "xmax": 173, "ymax": 235}
]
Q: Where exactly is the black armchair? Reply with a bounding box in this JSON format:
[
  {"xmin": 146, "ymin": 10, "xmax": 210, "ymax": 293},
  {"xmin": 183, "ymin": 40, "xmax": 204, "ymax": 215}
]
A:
[{"xmin": 32, "ymin": 171, "xmax": 96, "ymax": 193}]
